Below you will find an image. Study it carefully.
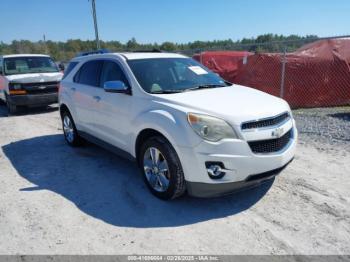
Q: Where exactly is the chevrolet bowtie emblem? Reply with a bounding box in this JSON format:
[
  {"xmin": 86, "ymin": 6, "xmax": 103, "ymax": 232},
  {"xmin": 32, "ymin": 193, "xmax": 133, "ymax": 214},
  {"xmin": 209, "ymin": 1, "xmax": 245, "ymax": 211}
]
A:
[{"xmin": 272, "ymin": 127, "xmax": 284, "ymax": 138}]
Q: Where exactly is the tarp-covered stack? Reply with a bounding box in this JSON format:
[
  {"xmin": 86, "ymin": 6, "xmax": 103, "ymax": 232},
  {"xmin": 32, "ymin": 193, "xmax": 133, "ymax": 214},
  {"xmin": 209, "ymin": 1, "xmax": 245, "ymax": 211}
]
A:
[
  {"xmin": 194, "ymin": 39, "xmax": 350, "ymax": 108},
  {"xmin": 235, "ymin": 39, "xmax": 350, "ymax": 108},
  {"xmin": 193, "ymin": 51, "xmax": 253, "ymax": 83}
]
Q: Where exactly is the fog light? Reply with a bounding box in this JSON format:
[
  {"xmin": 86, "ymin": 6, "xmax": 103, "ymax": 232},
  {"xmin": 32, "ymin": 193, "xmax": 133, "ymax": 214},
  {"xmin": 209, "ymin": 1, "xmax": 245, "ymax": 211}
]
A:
[{"xmin": 206, "ymin": 162, "xmax": 226, "ymax": 179}]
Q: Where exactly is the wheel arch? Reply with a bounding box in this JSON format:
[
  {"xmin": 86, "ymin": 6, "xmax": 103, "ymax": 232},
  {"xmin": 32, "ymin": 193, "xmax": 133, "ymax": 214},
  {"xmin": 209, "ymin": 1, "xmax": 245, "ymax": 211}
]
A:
[
  {"xmin": 59, "ymin": 103, "xmax": 70, "ymax": 117},
  {"xmin": 134, "ymin": 128, "xmax": 174, "ymax": 166},
  {"xmin": 132, "ymin": 109, "xmax": 200, "ymax": 166}
]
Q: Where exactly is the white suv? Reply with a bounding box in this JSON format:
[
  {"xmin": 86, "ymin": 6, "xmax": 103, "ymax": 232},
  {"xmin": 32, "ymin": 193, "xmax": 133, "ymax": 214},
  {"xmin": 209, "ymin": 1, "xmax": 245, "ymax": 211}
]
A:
[{"xmin": 59, "ymin": 51, "xmax": 297, "ymax": 200}]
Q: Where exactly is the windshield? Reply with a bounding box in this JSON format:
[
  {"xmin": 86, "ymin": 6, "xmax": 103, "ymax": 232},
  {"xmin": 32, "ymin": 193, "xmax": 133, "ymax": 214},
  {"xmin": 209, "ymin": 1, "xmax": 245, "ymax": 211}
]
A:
[
  {"xmin": 4, "ymin": 56, "xmax": 59, "ymax": 75},
  {"xmin": 127, "ymin": 58, "xmax": 227, "ymax": 94}
]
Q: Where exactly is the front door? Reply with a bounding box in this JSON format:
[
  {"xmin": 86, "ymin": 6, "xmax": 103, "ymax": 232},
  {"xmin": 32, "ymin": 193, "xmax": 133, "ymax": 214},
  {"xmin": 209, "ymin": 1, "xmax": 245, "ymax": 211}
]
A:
[{"xmin": 92, "ymin": 60, "xmax": 132, "ymax": 152}]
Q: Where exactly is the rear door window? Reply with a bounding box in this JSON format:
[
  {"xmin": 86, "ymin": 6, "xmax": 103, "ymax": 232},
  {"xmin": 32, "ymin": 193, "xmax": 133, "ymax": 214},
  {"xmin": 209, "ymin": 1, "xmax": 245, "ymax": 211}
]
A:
[{"xmin": 75, "ymin": 60, "xmax": 103, "ymax": 87}]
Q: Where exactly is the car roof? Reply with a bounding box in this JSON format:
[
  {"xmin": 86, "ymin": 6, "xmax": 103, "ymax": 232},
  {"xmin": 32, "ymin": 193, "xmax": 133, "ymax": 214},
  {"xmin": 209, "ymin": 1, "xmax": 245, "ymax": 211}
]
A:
[
  {"xmin": 120, "ymin": 52, "xmax": 187, "ymax": 60},
  {"xmin": 2, "ymin": 54, "xmax": 50, "ymax": 58},
  {"xmin": 71, "ymin": 52, "xmax": 187, "ymax": 62}
]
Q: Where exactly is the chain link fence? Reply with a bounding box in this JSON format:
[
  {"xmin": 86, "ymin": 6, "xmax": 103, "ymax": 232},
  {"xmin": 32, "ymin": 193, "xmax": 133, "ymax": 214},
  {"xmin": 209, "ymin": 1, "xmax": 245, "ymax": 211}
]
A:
[{"xmin": 182, "ymin": 35, "xmax": 350, "ymax": 109}]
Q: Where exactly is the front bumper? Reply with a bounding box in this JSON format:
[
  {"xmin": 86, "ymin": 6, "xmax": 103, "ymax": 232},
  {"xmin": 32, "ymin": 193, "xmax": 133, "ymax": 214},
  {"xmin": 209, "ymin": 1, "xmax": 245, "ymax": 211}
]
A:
[
  {"xmin": 176, "ymin": 124, "xmax": 297, "ymax": 198},
  {"xmin": 186, "ymin": 158, "xmax": 293, "ymax": 197},
  {"xmin": 7, "ymin": 93, "xmax": 58, "ymax": 106}
]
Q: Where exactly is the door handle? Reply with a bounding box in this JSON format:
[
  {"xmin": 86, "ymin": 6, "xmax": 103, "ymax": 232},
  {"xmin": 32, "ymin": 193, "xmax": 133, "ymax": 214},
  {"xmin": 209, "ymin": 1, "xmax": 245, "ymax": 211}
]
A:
[
  {"xmin": 93, "ymin": 95, "xmax": 101, "ymax": 102},
  {"xmin": 70, "ymin": 87, "xmax": 76, "ymax": 92}
]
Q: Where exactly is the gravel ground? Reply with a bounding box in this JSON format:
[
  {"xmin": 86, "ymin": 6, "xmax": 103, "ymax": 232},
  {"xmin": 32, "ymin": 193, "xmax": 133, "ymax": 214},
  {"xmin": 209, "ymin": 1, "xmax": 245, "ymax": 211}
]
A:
[
  {"xmin": 0, "ymin": 104, "xmax": 349, "ymax": 255},
  {"xmin": 294, "ymin": 107, "xmax": 350, "ymax": 152}
]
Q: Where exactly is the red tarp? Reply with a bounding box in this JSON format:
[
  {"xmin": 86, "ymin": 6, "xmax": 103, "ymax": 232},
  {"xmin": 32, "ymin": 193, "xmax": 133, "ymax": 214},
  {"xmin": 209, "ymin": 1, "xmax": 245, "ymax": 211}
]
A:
[
  {"xmin": 193, "ymin": 51, "xmax": 253, "ymax": 83},
  {"xmin": 194, "ymin": 39, "xmax": 350, "ymax": 108}
]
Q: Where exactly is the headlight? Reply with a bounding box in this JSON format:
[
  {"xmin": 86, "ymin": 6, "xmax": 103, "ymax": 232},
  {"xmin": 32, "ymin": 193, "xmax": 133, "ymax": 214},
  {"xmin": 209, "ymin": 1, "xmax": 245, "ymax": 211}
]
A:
[
  {"xmin": 10, "ymin": 83, "xmax": 22, "ymax": 90},
  {"xmin": 187, "ymin": 113, "xmax": 238, "ymax": 142}
]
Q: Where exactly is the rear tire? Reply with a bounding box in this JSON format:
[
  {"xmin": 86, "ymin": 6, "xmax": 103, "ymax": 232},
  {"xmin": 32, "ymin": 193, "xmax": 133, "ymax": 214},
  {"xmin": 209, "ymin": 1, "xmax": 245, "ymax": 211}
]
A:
[
  {"xmin": 61, "ymin": 111, "xmax": 83, "ymax": 147},
  {"xmin": 139, "ymin": 136, "xmax": 186, "ymax": 200}
]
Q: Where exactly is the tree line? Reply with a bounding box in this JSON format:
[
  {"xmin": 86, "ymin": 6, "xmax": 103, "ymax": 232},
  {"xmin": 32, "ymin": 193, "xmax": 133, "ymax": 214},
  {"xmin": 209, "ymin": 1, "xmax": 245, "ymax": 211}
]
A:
[{"xmin": 0, "ymin": 34, "xmax": 319, "ymax": 62}]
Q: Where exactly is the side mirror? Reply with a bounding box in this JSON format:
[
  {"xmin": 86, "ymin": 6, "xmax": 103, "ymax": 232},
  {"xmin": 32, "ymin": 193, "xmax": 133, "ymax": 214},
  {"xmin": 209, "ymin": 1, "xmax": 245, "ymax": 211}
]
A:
[
  {"xmin": 0, "ymin": 68, "xmax": 3, "ymax": 75},
  {"xmin": 103, "ymin": 80, "xmax": 130, "ymax": 94},
  {"xmin": 58, "ymin": 63, "xmax": 65, "ymax": 72}
]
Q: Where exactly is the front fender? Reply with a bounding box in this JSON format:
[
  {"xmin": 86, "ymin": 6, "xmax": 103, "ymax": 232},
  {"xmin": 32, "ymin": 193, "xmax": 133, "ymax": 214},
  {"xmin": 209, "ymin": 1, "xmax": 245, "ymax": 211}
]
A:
[{"xmin": 131, "ymin": 109, "xmax": 201, "ymax": 157}]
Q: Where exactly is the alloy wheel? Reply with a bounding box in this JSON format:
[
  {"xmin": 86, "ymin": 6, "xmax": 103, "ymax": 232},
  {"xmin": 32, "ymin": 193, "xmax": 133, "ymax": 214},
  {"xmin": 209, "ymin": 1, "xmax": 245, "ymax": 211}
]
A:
[
  {"xmin": 143, "ymin": 147, "xmax": 170, "ymax": 192},
  {"xmin": 63, "ymin": 115, "xmax": 75, "ymax": 143}
]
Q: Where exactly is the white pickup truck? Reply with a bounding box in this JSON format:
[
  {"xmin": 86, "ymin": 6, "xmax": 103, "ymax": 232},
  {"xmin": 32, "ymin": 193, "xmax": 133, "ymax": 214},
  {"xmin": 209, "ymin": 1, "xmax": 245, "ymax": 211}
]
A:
[
  {"xmin": 59, "ymin": 50, "xmax": 297, "ymax": 200},
  {"xmin": 0, "ymin": 54, "xmax": 63, "ymax": 114}
]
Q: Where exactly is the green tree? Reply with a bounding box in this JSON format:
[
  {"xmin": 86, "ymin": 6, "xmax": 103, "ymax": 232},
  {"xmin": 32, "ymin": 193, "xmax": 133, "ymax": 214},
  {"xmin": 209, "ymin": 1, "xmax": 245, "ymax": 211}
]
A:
[
  {"xmin": 0, "ymin": 34, "xmax": 320, "ymax": 61},
  {"xmin": 126, "ymin": 37, "xmax": 139, "ymax": 50},
  {"xmin": 160, "ymin": 42, "xmax": 176, "ymax": 51}
]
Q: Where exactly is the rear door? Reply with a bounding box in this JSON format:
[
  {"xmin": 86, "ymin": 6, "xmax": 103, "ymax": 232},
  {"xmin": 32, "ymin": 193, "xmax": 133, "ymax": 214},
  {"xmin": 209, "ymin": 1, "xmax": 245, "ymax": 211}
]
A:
[{"xmin": 70, "ymin": 60, "xmax": 103, "ymax": 133}]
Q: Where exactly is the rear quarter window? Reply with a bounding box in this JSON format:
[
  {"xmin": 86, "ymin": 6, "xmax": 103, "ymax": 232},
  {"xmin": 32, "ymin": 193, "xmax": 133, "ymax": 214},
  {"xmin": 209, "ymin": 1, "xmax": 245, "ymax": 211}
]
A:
[{"xmin": 62, "ymin": 62, "xmax": 79, "ymax": 79}]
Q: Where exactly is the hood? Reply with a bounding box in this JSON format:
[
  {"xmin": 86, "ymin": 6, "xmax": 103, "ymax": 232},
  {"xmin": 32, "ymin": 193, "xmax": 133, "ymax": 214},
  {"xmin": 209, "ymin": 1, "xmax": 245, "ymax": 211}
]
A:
[
  {"xmin": 155, "ymin": 85, "xmax": 291, "ymax": 125},
  {"xmin": 5, "ymin": 72, "xmax": 63, "ymax": 83}
]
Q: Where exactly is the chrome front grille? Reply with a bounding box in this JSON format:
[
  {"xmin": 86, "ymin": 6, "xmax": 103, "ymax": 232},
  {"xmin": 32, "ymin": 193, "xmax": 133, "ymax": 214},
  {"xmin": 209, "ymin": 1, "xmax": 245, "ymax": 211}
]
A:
[
  {"xmin": 242, "ymin": 112, "xmax": 290, "ymax": 130},
  {"xmin": 21, "ymin": 81, "xmax": 59, "ymax": 94}
]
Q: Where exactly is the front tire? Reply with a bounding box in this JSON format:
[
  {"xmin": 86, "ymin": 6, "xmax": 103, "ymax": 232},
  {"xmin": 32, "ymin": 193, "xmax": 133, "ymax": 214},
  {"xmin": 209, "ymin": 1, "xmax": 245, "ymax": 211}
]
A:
[
  {"xmin": 139, "ymin": 136, "xmax": 186, "ymax": 200},
  {"xmin": 6, "ymin": 99, "xmax": 17, "ymax": 115},
  {"xmin": 61, "ymin": 111, "xmax": 83, "ymax": 147}
]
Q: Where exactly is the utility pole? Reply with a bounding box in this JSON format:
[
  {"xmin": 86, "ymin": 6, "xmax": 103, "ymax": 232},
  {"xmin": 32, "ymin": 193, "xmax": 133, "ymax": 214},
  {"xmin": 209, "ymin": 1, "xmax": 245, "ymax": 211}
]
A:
[
  {"xmin": 43, "ymin": 34, "xmax": 47, "ymax": 54},
  {"xmin": 91, "ymin": 0, "xmax": 101, "ymax": 50},
  {"xmin": 280, "ymin": 46, "xmax": 287, "ymax": 99}
]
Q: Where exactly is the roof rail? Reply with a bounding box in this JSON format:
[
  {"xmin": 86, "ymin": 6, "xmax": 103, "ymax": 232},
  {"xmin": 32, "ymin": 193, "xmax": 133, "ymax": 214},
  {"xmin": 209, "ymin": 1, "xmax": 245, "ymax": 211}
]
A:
[
  {"xmin": 132, "ymin": 48, "xmax": 162, "ymax": 53},
  {"xmin": 76, "ymin": 48, "xmax": 110, "ymax": 57}
]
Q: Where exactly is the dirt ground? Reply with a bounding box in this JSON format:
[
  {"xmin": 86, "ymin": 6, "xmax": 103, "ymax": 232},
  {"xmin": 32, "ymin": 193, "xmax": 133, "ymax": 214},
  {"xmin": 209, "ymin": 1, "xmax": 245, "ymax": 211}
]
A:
[{"xmin": 0, "ymin": 104, "xmax": 349, "ymax": 255}]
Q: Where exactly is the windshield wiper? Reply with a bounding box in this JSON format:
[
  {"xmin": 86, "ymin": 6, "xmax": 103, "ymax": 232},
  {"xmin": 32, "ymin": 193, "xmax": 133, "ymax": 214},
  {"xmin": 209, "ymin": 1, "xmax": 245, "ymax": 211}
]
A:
[
  {"xmin": 36, "ymin": 69, "xmax": 58, "ymax": 73},
  {"xmin": 184, "ymin": 84, "xmax": 227, "ymax": 92},
  {"xmin": 150, "ymin": 84, "xmax": 227, "ymax": 94},
  {"xmin": 150, "ymin": 89, "xmax": 185, "ymax": 94}
]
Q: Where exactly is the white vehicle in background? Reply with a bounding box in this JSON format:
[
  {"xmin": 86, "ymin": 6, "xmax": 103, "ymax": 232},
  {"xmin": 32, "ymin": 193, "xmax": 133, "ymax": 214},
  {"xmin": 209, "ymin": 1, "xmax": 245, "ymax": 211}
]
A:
[
  {"xmin": 0, "ymin": 54, "xmax": 63, "ymax": 114},
  {"xmin": 59, "ymin": 50, "xmax": 297, "ymax": 200}
]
